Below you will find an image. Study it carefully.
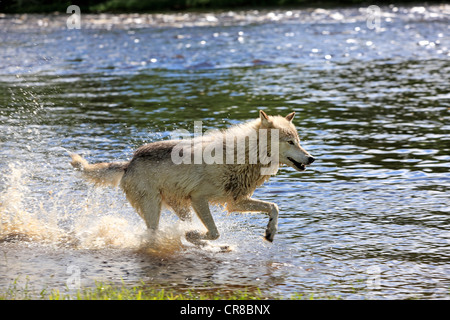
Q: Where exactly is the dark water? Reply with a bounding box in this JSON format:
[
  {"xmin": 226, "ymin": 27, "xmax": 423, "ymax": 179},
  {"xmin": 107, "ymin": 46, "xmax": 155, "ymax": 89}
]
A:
[{"xmin": 1, "ymin": 6, "xmax": 449, "ymax": 299}]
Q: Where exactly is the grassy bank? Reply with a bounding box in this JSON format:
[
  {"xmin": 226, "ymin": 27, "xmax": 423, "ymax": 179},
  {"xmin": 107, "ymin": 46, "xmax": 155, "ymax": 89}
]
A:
[
  {"xmin": 1, "ymin": 280, "xmax": 327, "ymax": 300},
  {"xmin": 0, "ymin": 0, "xmax": 442, "ymax": 13}
]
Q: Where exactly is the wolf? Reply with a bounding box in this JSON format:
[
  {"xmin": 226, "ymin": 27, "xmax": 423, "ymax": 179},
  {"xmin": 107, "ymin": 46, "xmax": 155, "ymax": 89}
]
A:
[{"xmin": 69, "ymin": 110, "xmax": 315, "ymax": 245}]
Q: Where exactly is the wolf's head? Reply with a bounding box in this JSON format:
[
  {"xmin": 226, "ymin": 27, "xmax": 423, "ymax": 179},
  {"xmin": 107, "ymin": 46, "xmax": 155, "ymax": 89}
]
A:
[{"xmin": 259, "ymin": 110, "xmax": 315, "ymax": 171}]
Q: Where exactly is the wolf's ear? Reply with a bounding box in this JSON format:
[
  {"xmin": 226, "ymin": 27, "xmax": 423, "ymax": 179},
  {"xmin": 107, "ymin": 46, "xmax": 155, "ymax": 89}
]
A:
[
  {"xmin": 285, "ymin": 112, "xmax": 295, "ymax": 122},
  {"xmin": 259, "ymin": 110, "xmax": 272, "ymax": 127}
]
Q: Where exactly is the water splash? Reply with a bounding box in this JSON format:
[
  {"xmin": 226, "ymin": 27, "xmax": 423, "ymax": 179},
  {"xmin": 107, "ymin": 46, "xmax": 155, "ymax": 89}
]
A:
[
  {"xmin": 0, "ymin": 161, "xmax": 193, "ymax": 254},
  {"xmin": 0, "ymin": 163, "xmax": 65, "ymax": 243}
]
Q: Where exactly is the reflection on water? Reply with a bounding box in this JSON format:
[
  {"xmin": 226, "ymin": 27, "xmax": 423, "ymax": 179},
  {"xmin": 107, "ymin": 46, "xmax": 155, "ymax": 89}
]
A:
[{"xmin": 1, "ymin": 5, "xmax": 449, "ymax": 299}]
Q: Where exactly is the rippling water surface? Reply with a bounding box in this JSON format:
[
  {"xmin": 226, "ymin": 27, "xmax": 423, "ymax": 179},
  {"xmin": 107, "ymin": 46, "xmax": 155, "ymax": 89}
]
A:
[{"xmin": 1, "ymin": 5, "xmax": 449, "ymax": 299}]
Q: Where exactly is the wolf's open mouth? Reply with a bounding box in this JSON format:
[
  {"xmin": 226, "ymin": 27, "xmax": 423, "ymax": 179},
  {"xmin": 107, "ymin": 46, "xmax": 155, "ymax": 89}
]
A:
[{"xmin": 287, "ymin": 157, "xmax": 306, "ymax": 171}]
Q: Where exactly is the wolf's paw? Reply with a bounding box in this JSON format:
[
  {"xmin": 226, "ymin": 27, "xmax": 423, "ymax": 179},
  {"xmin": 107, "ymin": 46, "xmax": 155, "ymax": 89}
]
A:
[
  {"xmin": 185, "ymin": 230, "xmax": 208, "ymax": 247},
  {"xmin": 185, "ymin": 230, "xmax": 202, "ymax": 240},
  {"xmin": 264, "ymin": 228, "xmax": 276, "ymax": 242},
  {"xmin": 264, "ymin": 233, "xmax": 274, "ymax": 242}
]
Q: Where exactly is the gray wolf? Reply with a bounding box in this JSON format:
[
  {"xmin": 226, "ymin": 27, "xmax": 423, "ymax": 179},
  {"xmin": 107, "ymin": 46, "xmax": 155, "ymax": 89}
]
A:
[{"xmin": 70, "ymin": 110, "xmax": 315, "ymax": 244}]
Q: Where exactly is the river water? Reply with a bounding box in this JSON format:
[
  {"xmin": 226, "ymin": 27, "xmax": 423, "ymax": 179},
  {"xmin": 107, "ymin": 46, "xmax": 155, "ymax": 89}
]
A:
[{"xmin": 0, "ymin": 5, "xmax": 449, "ymax": 299}]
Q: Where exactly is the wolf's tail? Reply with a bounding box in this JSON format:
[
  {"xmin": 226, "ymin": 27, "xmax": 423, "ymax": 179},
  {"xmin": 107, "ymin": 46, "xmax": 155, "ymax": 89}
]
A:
[{"xmin": 69, "ymin": 153, "xmax": 128, "ymax": 187}]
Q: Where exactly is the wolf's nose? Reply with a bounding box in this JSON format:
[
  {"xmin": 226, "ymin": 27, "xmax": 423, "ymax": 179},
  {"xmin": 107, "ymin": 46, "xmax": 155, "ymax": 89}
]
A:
[{"xmin": 307, "ymin": 156, "xmax": 315, "ymax": 164}]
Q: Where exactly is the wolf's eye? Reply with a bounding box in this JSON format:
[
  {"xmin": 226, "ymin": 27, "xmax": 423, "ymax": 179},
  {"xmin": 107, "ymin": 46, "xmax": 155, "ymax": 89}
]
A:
[{"xmin": 287, "ymin": 140, "xmax": 295, "ymax": 145}]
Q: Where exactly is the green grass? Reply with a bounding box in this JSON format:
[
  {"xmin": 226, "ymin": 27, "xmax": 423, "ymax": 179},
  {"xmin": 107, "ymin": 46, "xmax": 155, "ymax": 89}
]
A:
[
  {"xmin": 0, "ymin": 0, "xmax": 417, "ymax": 14},
  {"xmin": 0, "ymin": 279, "xmax": 335, "ymax": 300},
  {"xmin": 50, "ymin": 284, "xmax": 266, "ymax": 300}
]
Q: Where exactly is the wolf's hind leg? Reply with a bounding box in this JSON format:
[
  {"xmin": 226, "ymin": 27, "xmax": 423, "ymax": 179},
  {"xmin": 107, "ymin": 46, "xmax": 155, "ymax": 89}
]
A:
[
  {"xmin": 191, "ymin": 196, "xmax": 220, "ymax": 240},
  {"xmin": 167, "ymin": 201, "xmax": 192, "ymax": 222},
  {"xmin": 135, "ymin": 194, "xmax": 162, "ymax": 231},
  {"xmin": 227, "ymin": 198, "xmax": 279, "ymax": 242}
]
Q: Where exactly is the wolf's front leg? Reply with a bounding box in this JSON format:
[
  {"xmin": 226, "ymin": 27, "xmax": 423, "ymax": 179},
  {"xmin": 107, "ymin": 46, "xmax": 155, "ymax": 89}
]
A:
[
  {"xmin": 188, "ymin": 196, "xmax": 220, "ymax": 245},
  {"xmin": 228, "ymin": 198, "xmax": 279, "ymax": 242}
]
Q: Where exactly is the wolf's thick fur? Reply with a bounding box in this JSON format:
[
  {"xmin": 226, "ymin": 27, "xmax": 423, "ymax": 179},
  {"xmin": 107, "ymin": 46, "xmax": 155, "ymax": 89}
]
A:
[{"xmin": 70, "ymin": 110, "xmax": 315, "ymax": 244}]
